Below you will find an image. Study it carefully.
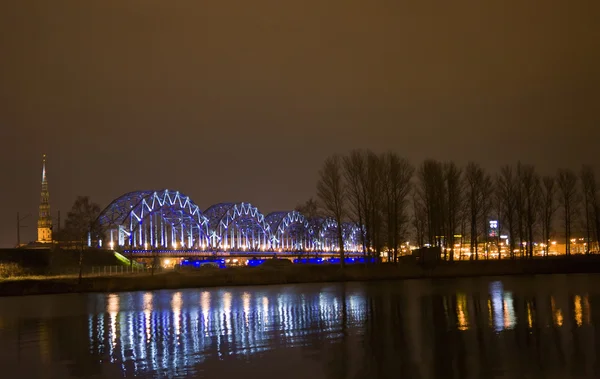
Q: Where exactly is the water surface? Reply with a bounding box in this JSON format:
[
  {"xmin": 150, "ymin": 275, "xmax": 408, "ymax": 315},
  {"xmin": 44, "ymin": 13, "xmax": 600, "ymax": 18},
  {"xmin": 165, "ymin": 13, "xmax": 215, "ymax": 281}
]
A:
[{"xmin": 1, "ymin": 274, "xmax": 599, "ymax": 378}]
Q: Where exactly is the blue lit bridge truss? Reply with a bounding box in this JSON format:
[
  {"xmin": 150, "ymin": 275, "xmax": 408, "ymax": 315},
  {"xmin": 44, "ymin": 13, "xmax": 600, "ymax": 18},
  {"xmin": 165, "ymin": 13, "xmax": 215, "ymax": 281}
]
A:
[
  {"xmin": 204, "ymin": 202, "xmax": 270, "ymax": 250},
  {"xmin": 94, "ymin": 190, "xmax": 363, "ymax": 254}
]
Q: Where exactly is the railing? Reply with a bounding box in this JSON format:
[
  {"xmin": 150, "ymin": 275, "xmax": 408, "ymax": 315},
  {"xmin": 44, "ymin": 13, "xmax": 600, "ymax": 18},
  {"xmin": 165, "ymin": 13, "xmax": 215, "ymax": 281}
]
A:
[{"xmin": 89, "ymin": 265, "xmax": 163, "ymax": 276}]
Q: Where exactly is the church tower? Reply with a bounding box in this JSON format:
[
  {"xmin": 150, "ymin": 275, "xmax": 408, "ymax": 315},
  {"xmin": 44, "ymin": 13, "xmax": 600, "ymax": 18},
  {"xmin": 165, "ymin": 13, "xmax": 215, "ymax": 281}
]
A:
[{"xmin": 37, "ymin": 154, "xmax": 53, "ymax": 243}]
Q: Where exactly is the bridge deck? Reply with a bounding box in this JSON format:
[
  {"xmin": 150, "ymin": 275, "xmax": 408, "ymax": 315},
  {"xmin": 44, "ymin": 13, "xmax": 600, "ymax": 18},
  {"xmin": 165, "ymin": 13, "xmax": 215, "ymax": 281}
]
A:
[{"xmin": 122, "ymin": 250, "xmax": 364, "ymax": 258}]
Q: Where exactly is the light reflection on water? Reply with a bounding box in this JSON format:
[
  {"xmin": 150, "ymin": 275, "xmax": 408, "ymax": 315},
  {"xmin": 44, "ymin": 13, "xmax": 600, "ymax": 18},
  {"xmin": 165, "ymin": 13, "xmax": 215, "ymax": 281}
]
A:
[
  {"xmin": 0, "ymin": 275, "xmax": 599, "ymax": 378},
  {"xmin": 96, "ymin": 287, "xmax": 368, "ymax": 377}
]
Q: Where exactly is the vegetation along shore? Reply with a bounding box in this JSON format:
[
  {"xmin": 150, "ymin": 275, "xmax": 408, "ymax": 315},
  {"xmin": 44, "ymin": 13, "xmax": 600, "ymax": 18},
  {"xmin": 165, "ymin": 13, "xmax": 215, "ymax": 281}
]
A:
[{"xmin": 2, "ymin": 256, "xmax": 600, "ymax": 297}]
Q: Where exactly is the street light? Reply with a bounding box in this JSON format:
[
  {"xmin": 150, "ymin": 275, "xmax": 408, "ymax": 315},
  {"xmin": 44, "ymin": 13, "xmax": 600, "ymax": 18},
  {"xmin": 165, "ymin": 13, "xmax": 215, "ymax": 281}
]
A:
[{"xmin": 16, "ymin": 212, "xmax": 31, "ymax": 247}]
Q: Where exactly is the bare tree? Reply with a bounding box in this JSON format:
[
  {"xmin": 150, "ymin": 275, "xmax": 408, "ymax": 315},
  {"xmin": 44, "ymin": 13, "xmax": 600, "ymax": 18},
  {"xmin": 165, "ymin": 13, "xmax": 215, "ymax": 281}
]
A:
[
  {"xmin": 317, "ymin": 155, "xmax": 347, "ymax": 266},
  {"xmin": 514, "ymin": 163, "xmax": 528, "ymax": 257},
  {"xmin": 557, "ymin": 169, "xmax": 579, "ymax": 256},
  {"xmin": 365, "ymin": 152, "xmax": 385, "ymax": 257},
  {"xmin": 382, "ymin": 152, "xmax": 414, "ymax": 262},
  {"xmin": 458, "ymin": 198, "xmax": 470, "ymax": 260},
  {"xmin": 581, "ymin": 166, "xmax": 600, "ymax": 254},
  {"xmin": 520, "ymin": 164, "xmax": 541, "ymax": 258},
  {"xmin": 66, "ymin": 196, "xmax": 102, "ymax": 245},
  {"xmin": 444, "ymin": 162, "xmax": 462, "ymax": 261},
  {"xmin": 412, "ymin": 190, "xmax": 427, "ymax": 248},
  {"xmin": 479, "ymin": 173, "xmax": 494, "ymax": 259},
  {"xmin": 418, "ymin": 160, "xmax": 446, "ymax": 249},
  {"xmin": 342, "ymin": 150, "xmax": 384, "ymax": 258},
  {"xmin": 65, "ymin": 196, "xmax": 102, "ymax": 283},
  {"xmin": 296, "ymin": 198, "xmax": 320, "ymax": 252},
  {"xmin": 343, "ymin": 150, "xmax": 368, "ymax": 255},
  {"xmin": 295, "ymin": 198, "xmax": 320, "ymax": 219},
  {"xmin": 496, "ymin": 166, "xmax": 518, "ymax": 259},
  {"xmin": 540, "ymin": 176, "xmax": 558, "ymax": 257},
  {"xmin": 465, "ymin": 162, "xmax": 484, "ymax": 259}
]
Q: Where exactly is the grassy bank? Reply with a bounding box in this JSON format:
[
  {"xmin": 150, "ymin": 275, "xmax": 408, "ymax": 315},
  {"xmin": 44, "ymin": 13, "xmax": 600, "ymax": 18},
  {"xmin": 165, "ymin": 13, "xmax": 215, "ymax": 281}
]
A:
[{"xmin": 2, "ymin": 256, "xmax": 600, "ymax": 297}]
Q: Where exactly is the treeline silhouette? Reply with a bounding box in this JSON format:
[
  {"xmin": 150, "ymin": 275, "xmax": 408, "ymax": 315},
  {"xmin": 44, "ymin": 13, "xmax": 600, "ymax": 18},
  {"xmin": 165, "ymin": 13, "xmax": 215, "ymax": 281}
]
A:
[{"xmin": 300, "ymin": 149, "xmax": 599, "ymax": 262}]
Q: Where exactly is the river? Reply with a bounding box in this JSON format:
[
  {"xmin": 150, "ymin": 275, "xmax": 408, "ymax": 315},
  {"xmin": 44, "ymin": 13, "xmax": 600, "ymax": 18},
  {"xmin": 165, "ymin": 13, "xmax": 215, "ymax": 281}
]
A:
[{"xmin": 0, "ymin": 274, "xmax": 599, "ymax": 378}]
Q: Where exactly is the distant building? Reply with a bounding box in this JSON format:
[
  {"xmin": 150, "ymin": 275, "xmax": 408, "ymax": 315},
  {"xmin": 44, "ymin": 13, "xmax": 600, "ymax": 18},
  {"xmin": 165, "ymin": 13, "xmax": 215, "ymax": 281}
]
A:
[{"xmin": 36, "ymin": 154, "xmax": 52, "ymax": 243}]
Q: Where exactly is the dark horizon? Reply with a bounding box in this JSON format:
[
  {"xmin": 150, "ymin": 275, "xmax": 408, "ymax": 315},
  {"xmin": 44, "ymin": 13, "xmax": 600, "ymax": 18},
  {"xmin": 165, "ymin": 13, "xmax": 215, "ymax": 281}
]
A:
[{"xmin": 1, "ymin": 0, "xmax": 599, "ymax": 247}]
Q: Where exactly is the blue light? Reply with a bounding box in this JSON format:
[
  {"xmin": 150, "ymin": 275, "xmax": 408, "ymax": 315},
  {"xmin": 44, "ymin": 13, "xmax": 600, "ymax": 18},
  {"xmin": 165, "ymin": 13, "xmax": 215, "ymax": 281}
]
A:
[
  {"xmin": 180, "ymin": 259, "xmax": 226, "ymax": 269},
  {"xmin": 247, "ymin": 259, "xmax": 265, "ymax": 267}
]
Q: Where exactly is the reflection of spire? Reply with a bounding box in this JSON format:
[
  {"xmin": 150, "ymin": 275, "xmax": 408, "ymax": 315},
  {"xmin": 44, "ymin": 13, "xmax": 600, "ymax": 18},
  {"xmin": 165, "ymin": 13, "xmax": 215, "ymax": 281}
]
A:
[{"xmin": 37, "ymin": 154, "xmax": 52, "ymax": 243}]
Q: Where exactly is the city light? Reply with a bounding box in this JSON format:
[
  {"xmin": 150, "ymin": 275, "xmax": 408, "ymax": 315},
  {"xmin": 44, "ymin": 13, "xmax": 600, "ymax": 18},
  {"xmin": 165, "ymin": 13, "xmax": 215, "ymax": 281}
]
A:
[{"xmin": 86, "ymin": 190, "xmax": 597, "ymax": 260}]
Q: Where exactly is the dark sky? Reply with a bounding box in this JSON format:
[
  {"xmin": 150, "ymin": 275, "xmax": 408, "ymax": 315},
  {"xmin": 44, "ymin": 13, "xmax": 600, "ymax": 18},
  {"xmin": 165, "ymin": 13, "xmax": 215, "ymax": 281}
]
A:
[{"xmin": 0, "ymin": 1, "xmax": 598, "ymax": 247}]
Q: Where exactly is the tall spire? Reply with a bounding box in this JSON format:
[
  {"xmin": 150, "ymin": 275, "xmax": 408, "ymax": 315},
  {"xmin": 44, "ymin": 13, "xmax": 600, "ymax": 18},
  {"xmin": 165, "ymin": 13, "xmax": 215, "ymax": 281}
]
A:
[
  {"xmin": 42, "ymin": 154, "xmax": 46, "ymax": 182},
  {"xmin": 37, "ymin": 154, "xmax": 52, "ymax": 243}
]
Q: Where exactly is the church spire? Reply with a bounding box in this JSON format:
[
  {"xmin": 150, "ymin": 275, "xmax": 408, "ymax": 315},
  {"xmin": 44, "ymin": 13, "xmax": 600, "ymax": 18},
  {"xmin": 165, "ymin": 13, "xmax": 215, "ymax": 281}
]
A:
[
  {"xmin": 37, "ymin": 154, "xmax": 52, "ymax": 243},
  {"xmin": 42, "ymin": 154, "xmax": 47, "ymax": 182}
]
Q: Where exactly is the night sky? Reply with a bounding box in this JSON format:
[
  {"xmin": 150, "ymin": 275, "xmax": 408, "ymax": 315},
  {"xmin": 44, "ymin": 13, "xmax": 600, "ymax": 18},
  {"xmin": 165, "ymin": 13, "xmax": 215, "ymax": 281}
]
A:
[{"xmin": 0, "ymin": 1, "xmax": 598, "ymax": 247}]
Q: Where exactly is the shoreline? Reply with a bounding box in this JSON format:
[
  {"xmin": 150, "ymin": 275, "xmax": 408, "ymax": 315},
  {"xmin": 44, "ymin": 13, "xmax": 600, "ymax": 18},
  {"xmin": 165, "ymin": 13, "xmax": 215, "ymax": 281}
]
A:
[{"xmin": 2, "ymin": 257, "xmax": 600, "ymax": 297}]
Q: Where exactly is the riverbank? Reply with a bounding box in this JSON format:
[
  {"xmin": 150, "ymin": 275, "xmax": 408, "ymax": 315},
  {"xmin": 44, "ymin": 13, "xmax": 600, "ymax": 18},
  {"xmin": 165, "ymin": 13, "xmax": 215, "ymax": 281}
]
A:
[{"xmin": 2, "ymin": 256, "xmax": 600, "ymax": 296}]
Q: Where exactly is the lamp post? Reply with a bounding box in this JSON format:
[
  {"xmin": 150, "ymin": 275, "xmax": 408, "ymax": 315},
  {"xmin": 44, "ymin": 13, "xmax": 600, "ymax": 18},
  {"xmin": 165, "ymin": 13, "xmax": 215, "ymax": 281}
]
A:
[{"xmin": 16, "ymin": 212, "xmax": 30, "ymax": 247}]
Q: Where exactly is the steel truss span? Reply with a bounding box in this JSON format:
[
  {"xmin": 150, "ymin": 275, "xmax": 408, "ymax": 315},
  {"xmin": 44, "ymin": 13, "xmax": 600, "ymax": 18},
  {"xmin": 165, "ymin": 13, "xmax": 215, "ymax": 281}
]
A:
[{"xmin": 94, "ymin": 189, "xmax": 363, "ymax": 253}]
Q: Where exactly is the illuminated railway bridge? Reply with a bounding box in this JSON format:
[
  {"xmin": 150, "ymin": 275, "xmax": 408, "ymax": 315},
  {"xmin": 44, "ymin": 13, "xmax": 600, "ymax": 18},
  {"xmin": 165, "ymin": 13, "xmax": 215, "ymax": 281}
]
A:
[{"xmin": 94, "ymin": 190, "xmax": 363, "ymax": 254}]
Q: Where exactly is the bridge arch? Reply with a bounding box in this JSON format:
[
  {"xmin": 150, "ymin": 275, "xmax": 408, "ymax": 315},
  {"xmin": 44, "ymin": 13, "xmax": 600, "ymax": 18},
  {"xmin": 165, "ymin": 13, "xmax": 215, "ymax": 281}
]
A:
[
  {"xmin": 342, "ymin": 222, "xmax": 363, "ymax": 253},
  {"xmin": 308, "ymin": 218, "xmax": 341, "ymax": 252},
  {"xmin": 204, "ymin": 202, "xmax": 271, "ymax": 250},
  {"xmin": 265, "ymin": 211, "xmax": 310, "ymax": 251},
  {"xmin": 95, "ymin": 190, "xmax": 209, "ymax": 249}
]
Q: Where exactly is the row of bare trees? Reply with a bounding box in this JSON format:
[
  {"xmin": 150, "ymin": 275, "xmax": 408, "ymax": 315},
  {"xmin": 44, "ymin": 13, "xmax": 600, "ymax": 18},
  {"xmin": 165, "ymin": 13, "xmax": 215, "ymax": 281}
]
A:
[
  {"xmin": 301, "ymin": 150, "xmax": 414, "ymax": 265},
  {"xmin": 306, "ymin": 149, "xmax": 600, "ymax": 262}
]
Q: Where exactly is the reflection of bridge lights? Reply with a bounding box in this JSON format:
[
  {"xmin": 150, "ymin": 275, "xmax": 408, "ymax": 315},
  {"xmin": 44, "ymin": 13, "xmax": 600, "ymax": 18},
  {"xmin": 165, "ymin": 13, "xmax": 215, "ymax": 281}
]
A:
[
  {"xmin": 88, "ymin": 286, "xmax": 376, "ymax": 376},
  {"xmin": 201, "ymin": 291, "xmax": 210, "ymax": 334},
  {"xmin": 144, "ymin": 292, "xmax": 153, "ymax": 341},
  {"xmin": 223, "ymin": 292, "xmax": 232, "ymax": 336},
  {"xmin": 107, "ymin": 294, "xmax": 120, "ymax": 350},
  {"xmin": 243, "ymin": 292, "xmax": 251, "ymax": 326},
  {"xmin": 262, "ymin": 296, "xmax": 269, "ymax": 324},
  {"xmin": 172, "ymin": 292, "xmax": 182, "ymax": 336}
]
